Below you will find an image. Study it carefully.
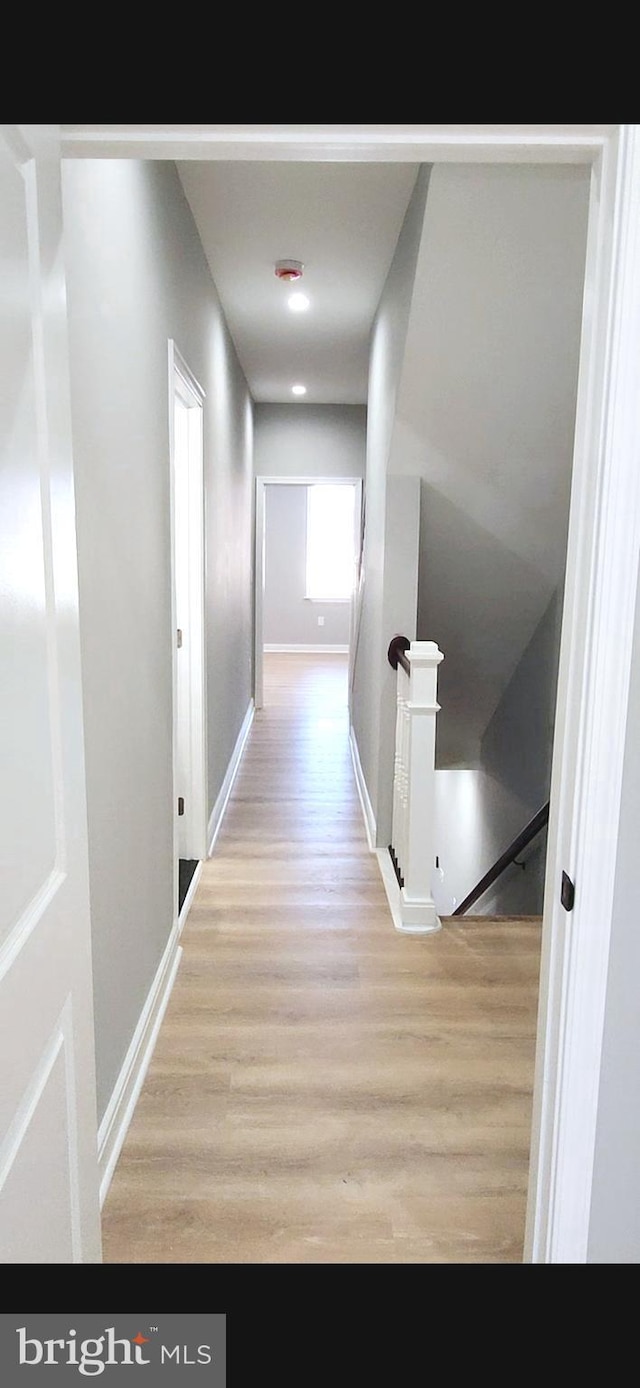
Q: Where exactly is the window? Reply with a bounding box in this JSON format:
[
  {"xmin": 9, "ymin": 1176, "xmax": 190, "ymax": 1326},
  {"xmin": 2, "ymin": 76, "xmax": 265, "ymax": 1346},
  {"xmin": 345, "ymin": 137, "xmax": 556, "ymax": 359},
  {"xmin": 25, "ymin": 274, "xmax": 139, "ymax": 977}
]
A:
[{"xmin": 305, "ymin": 484, "xmax": 357, "ymax": 602}]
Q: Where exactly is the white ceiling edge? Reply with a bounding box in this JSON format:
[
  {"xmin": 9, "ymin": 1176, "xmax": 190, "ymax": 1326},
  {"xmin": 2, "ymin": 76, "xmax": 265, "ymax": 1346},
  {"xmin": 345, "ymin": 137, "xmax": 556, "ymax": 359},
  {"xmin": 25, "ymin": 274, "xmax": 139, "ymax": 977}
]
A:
[{"xmin": 60, "ymin": 125, "xmax": 615, "ymax": 162}]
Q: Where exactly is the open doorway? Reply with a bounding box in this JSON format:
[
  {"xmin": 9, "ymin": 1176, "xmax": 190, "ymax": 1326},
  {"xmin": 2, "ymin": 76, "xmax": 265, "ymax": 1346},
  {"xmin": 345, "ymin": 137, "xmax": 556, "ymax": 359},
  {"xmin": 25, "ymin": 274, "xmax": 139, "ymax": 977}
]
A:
[
  {"xmin": 254, "ymin": 477, "xmax": 363, "ymax": 710},
  {"xmin": 170, "ymin": 341, "xmax": 207, "ymax": 921},
  {"xmin": 59, "ymin": 126, "xmax": 640, "ymax": 1267}
]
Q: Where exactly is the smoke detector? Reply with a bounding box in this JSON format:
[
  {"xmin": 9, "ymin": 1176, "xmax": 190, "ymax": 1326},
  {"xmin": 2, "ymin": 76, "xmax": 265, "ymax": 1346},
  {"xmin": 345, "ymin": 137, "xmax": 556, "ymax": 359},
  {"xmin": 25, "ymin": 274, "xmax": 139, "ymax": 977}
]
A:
[{"xmin": 274, "ymin": 259, "xmax": 304, "ymax": 282}]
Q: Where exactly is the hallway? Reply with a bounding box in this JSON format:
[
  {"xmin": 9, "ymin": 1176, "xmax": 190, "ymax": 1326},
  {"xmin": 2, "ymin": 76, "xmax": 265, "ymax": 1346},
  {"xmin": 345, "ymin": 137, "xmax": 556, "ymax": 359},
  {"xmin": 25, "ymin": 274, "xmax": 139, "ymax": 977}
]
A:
[{"xmin": 101, "ymin": 653, "xmax": 541, "ymax": 1264}]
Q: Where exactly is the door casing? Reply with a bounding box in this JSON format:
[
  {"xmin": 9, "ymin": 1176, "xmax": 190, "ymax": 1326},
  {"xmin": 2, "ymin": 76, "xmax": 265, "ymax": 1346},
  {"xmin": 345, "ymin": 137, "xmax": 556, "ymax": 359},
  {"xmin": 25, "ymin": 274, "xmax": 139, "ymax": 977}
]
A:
[
  {"xmin": 169, "ymin": 340, "xmax": 207, "ymax": 914},
  {"xmin": 61, "ymin": 124, "xmax": 640, "ymax": 1264}
]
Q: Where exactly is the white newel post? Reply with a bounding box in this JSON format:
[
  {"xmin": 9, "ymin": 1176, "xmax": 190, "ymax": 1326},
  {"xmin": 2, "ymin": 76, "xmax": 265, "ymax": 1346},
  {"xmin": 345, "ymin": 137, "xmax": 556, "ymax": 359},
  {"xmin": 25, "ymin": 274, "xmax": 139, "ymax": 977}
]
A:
[{"xmin": 392, "ymin": 641, "xmax": 444, "ymax": 934}]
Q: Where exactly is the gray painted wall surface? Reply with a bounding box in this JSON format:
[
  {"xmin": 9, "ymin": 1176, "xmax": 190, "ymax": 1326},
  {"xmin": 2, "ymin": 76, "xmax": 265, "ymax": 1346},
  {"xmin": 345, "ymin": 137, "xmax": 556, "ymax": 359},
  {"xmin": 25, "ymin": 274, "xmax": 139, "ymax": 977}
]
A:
[
  {"xmin": 62, "ymin": 160, "xmax": 253, "ymax": 1121},
  {"xmin": 395, "ymin": 164, "xmax": 589, "ymax": 766},
  {"xmin": 375, "ymin": 476, "xmax": 422, "ymax": 846},
  {"xmin": 263, "ymin": 485, "xmax": 351, "ymax": 646},
  {"xmin": 456, "ymin": 588, "xmax": 562, "ymax": 915},
  {"xmin": 480, "ymin": 835, "xmax": 547, "ymax": 916},
  {"xmin": 433, "ymin": 768, "xmax": 544, "ymax": 917},
  {"xmin": 588, "ymin": 561, "xmax": 640, "ymax": 1263},
  {"xmin": 417, "ymin": 483, "xmax": 550, "ymax": 766},
  {"xmin": 482, "ymin": 590, "xmax": 563, "ymax": 811},
  {"xmin": 254, "ymin": 404, "xmax": 366, "ymax": 478},
  {"xmin": 431, "ymin": 581, "xmax": 561, "ymax": 917},
  {"xmin": 350, "ymin": 167, "xmax": 431, "ymax": 831}
]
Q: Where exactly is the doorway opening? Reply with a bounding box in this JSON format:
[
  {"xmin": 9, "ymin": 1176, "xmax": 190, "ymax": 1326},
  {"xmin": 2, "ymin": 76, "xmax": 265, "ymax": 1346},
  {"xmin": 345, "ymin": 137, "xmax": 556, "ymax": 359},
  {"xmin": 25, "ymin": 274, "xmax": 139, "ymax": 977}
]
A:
[
  {"xmin": 60, "ymin": 126, "xmax": 640, "ymax": 1267},
  {"xmin": 169, "ymin": 341, "xmax": 207, "ymax": 925},
  {"xmin": 254, "ymin": 477, "xmax": 363, "ymax": 711}
]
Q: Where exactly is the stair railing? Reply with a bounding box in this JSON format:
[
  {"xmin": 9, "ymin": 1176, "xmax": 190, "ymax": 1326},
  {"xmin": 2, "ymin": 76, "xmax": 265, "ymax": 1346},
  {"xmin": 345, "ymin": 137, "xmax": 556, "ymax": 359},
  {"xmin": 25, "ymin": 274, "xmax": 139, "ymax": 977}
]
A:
[{"xmin": 451, "ymin": 801, "xmax": 550, "ymax": 916}]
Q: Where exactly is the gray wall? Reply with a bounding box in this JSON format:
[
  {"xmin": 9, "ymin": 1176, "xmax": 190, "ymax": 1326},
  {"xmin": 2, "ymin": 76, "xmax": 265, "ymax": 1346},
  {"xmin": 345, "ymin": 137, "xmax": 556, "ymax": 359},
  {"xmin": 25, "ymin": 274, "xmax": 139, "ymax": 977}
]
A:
[
  {"xmin": 397, "ymin": 164, "xmax": 589, "ymax": 766},
  {"xmin": 433, "ymin": 768, "xmax": 544, "ymax": 917},
  {"xmin": 588, "ymin": 560, "xmax": 640, "ymax": 1263},
  {"xmin": 482, "ymin": 590, "xmax": 563, "ymax": 810},
  {"xmin": 455, "ymin": 588, "xmax": 563, "ymax": 916},
  {"xmin": 62, "ymin": 159, "xmax": 253, "ymax": 1122},
  {"xmin": 480, "ymin": 835, "xmax": 547, "ymax": 916},
  {"xmin": 254, "ymin": 403, "xmax": 366, "ymax": 478},
  {"xmin": 375, "ymin": 476, "xmax": 422, "ymax": 845},
  {"xmin": 263, "ymin": 485, "xmax": 351, "ymax": 647},
  {"xmin": 350, "ymin": 167, "xmax": 432, "ymax": 834}
]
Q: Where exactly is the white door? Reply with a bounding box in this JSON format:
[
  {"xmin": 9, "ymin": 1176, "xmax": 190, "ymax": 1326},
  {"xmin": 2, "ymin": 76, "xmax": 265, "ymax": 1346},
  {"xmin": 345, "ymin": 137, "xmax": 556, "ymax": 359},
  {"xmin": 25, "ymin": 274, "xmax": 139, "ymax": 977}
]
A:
[
  {"xmin": 174, "ymin": 390, "xmax": 192, "ymax": 861},
  {"xmin": 171, "ymin": 343, "xmax": 206, "ymax": 870},
  {"xmin": 0, "ymin": 126, "xmax": 101, "ymax": 1262}
]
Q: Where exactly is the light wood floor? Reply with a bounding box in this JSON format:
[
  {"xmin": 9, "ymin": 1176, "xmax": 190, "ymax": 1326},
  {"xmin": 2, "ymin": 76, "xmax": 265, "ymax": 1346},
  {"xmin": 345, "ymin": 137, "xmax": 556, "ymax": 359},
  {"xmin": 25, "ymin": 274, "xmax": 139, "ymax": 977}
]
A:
[{"xmin": 101, "ymin": 653, "xmax": 542, "ymax": 1264}]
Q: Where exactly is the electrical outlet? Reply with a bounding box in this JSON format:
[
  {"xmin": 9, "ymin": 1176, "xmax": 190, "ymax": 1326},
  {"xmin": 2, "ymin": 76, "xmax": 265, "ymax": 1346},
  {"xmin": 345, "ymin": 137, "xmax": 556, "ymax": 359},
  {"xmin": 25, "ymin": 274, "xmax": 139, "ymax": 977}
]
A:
[{"xmin": 318, "ymin": 615, "xmax": 325, "ymax": 626}]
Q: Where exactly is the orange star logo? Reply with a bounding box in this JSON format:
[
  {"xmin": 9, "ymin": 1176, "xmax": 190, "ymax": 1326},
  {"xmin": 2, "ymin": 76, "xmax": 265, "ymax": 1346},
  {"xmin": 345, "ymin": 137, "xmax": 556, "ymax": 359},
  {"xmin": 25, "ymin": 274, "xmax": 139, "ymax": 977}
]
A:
[{"xmin": 132, "ymin": 1334, "xmax": 150, "ymax": 1346}]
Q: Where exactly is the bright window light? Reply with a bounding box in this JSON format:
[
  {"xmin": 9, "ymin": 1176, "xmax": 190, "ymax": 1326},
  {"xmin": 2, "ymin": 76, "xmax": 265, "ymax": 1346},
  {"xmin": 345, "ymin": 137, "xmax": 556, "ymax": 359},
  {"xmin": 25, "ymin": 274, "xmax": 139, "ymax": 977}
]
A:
[{"xmin": 306, "ymin": 484, "xmax": 356, "ymax": 602}]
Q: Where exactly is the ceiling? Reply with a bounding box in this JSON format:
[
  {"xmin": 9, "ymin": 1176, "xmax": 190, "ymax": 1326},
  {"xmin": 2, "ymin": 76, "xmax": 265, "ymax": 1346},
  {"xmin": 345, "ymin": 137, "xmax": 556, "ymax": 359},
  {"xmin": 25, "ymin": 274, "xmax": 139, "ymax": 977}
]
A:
[{"xmin": 176, "ymin": 161, "xmax": 420, "ymax": 405}]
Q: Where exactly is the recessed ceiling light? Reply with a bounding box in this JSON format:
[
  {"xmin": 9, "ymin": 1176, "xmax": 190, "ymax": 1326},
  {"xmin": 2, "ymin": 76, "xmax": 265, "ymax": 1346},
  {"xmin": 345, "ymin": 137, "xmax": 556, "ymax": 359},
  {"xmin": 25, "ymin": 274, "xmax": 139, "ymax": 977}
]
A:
[
  {"xmin": 291, "ymin": 384, "xmax": 307, "ymax": 397},
  {"xmin": 288, "ymin": 292, "xmax": 310, "ymax": 313}
]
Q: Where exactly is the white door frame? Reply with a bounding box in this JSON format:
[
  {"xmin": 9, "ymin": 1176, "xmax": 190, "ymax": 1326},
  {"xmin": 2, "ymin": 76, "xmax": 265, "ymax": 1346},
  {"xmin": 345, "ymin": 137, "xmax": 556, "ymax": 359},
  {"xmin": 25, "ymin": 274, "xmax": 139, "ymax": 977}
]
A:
[
  {"xmin": 62, "ymin": 125, "xmax": 640, "ymax": 1264},
  {"xmin": 254, "ymin": 476, "xmax": 363, "ymax": 709},
  {"xmin": 169, "ymin": 340, "xmax": 208, "ymax": 911}
]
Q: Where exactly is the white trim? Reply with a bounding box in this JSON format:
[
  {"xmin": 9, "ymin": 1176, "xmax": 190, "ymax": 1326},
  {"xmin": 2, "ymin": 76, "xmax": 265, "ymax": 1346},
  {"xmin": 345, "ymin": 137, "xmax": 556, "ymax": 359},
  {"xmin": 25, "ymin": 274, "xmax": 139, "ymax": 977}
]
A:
[
  {"xmin": 254, "ymin": 477, "xmax": 266, "ymax": 710},
  {"xmin": 525, "ymin": 125, "xmax": 640, "ymax": 1264},
  {"xmin": 61, "ymin": 125, "xmax": 614, "ymax": 164},
  {"xmin": 169, "ymin": 339, "xmax": 208, "ymax": 896},
  {"xmin": 178, "ymin": 859, "xmax": 203, "ymax": 934},
  {"xmin": 97, "ymin": 924, "xmax": 182, "ymax": 1207},
  {"xmin": 208, "ymin": 700, "xmax": 255, "ymax": 856},
  {"xmin": 173, "ymin": 344, "xmax": 205, "ymax": 405},
  {"xmin": 264, "ymin": 643, "xmax": 349, "ymax": 654},
  {"xmin": 257, "ymin": 475, "xmax": 363, "ymax": 485},
  {"xmin": 376, "ymin": 848, "xmax": 441, "ymax": 936},
  {"xmin": 349, "ymin": 726, "xmax": 376, "ymax": 852},
  {"xmin": 61, "ymin": 124, "xmax": 640, "ymax": 1263}
]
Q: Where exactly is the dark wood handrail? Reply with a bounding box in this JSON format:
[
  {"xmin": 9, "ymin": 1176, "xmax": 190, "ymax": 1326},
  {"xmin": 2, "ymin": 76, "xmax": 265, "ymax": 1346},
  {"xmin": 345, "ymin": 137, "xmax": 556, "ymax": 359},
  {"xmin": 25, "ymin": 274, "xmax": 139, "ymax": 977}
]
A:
[
  {"xmin": 387, "ymin": 633, "xmax": 410, "ymax": 676},
  {"xmin": 452, "ymin": 800, "xmax": 550, "ymax": 916}
]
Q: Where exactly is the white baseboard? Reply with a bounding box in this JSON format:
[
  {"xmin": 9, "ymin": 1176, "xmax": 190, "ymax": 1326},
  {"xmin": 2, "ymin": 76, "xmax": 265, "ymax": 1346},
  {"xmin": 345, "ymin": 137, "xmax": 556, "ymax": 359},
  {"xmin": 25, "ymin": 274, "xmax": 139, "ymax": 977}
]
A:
[
  {"xmin": 376, "ymin": 847, "xmax": 404, "ymax": 932},
  {"xmin": 208, "ymin": 699, "xmax": 254, "ymax": 856},
  {"xmin": 264, "ymin": 643, "xmax": 349, "ymax": 654},
  {"xmin": 349, "ymin": 725, "xmax": 376, "ymax": 852},
  {"xmin": 376, "ymin": 848, "xmax": 442, "ymax": 935},
  {"xmin": 98, "ymin": 922, "xmax": 182, "ymax": 1207}
]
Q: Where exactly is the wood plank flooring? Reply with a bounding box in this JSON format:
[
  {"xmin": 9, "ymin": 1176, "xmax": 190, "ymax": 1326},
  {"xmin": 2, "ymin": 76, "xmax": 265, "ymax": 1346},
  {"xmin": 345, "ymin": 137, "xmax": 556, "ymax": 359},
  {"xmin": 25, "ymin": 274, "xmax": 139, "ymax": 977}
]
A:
[{"xmin": 101, "ymin": 653, "xmax": 542, "ymax": 1264}]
